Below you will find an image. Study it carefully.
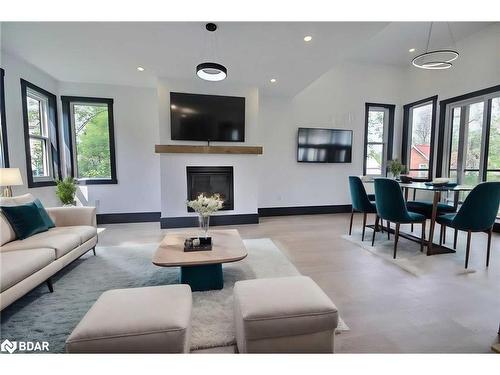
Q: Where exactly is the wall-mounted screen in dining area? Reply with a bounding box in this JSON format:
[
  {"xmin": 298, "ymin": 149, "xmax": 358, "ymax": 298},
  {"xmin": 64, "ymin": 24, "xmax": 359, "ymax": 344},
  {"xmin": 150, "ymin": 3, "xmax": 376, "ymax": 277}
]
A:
[{"xmin": 297, "ymin": 127, "xmax": 352, "ymax": 163}]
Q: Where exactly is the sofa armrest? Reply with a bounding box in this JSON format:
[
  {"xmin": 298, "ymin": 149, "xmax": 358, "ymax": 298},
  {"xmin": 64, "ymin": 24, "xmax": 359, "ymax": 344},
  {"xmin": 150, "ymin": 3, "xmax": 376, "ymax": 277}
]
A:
[{"xmin": 46, "ymin": 207, "xmax": 97, "ymax": 228}]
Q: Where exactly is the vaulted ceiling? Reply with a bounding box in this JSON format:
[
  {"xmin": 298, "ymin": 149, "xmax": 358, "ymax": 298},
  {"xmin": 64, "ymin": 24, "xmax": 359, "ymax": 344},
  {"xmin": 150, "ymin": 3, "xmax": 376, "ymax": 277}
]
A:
[{"xmin": 1, "ymin": 22, "xmax": 494, "ymax": 96}]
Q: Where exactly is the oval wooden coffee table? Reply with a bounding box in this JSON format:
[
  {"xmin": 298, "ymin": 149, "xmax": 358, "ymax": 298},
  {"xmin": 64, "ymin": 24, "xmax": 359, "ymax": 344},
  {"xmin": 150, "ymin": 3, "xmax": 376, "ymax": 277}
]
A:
[{"xmin": 153, "ymin": 229, "xmax": 248, "ymax": 291}]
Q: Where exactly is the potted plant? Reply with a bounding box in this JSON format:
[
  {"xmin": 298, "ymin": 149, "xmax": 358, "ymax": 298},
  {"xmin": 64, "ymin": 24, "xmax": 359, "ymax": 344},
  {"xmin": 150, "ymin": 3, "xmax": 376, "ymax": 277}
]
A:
[
  {"xmin": 187, "ymin": 193, "xmax": 224, "ymax": 238},
  {"xmin": 387, "ymin": 159, "xmax": 407, "ymax": 180},
  {"xmin": 55, "ymin": 177, "xmax": 78, "ymax": 206}
]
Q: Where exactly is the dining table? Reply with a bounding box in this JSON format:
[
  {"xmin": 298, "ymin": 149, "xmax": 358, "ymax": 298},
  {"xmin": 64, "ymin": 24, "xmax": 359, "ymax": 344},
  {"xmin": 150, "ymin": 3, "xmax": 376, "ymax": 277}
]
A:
[
  {"xmin": 398, "ymin": 182, "xmax": 475, "ymax": 255},
  {"xmin": 363, "ymin": 179, "xmax": 474, "ymax": 255}
]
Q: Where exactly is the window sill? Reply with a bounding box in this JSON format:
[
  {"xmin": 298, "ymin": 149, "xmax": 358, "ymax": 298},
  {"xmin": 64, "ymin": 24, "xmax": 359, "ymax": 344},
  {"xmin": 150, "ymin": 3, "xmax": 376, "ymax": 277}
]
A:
[
  {"xmin": 77, "ymin": 178, "xmax": 118, "ymax": 185},
  {"xmin": 28, "ymin": 180, "xmax": 57, "ymax": 188}
]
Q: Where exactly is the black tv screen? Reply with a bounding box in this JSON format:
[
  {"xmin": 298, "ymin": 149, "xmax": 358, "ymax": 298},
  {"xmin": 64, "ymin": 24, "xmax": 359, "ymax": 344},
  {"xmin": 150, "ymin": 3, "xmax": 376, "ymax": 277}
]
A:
[
  {"xmin": 297, "ymin": 127, "xmax": 352, "ymax": 163},
  {"xmin": 170, "ymin": 92, "xmax": 245, "ymax": 142}
]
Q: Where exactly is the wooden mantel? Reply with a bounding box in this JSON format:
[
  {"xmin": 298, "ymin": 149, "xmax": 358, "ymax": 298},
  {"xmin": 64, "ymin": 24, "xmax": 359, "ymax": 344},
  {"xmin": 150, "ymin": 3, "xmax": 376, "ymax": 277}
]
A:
[{"xmin": 155, "ymin": 145, "xmax": 263, "ymax": 155}]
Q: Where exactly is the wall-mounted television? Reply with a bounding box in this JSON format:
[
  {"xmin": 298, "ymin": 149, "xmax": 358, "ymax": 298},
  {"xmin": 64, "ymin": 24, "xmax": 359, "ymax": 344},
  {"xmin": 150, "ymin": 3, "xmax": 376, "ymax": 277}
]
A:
[
  {"xmin": 297, "ymin": 127, "xmax": 352, "ymax": 163},
  {"xmin": 170, "ymin": 92, "xmax": 245, "ymax": 142}
]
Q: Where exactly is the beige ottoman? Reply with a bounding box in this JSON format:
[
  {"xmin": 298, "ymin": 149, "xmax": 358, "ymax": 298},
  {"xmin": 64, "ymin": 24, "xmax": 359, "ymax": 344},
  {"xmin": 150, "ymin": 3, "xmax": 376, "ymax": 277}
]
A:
[
  {"xmin": 233, "ymin": 276, "xmax": 338, "ymax": 353},
  {"xmin": 66, "ymin": 285, "xmax": 192, "ymax": 353}
]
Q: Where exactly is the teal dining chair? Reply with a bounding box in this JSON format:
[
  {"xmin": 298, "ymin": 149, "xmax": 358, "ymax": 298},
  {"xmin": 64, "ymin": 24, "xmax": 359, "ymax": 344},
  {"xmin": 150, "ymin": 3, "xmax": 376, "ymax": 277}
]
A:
[
  {"xmin": 407, "ymin": 197, "xmax": 456, "ymax": 243},
  {"xmin": 348, "ymin": 176, "xmax": 378, "ymax": 241},
  {"xmin": 436, "ymin": 182, "xmax": 500, "ymax": 269},
  {"xmin": 373, "ymin": 178, "xmax": 427, "ymax": 258}
]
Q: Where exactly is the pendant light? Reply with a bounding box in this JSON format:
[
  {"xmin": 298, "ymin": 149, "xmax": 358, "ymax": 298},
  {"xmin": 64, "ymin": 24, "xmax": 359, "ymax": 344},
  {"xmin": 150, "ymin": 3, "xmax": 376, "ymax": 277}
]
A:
[
  {"xmin": 412, "ymin": 22, "xmax": 459, "ymax": 70},
  {"xmin": 196, "ymin": 23, "xmax": 227, "ymax": 81}
]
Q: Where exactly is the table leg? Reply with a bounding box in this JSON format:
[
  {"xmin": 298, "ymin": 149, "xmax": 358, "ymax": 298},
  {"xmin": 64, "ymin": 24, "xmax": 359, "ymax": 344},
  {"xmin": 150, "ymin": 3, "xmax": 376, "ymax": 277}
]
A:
[
  {"xmin": 180, "ymin": 264, "xmax": 223, "ymax": 291},
  {"xmin": 427, "ymin": 191, "xmax": 441, "ymax": 255}
]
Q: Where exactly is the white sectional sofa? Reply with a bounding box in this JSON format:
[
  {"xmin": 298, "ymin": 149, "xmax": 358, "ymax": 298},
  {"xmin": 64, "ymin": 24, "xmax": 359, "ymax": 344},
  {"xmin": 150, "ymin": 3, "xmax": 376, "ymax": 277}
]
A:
[{"xmin": 0, "ymin": 194, "xmax": 97, "ymax": 311}]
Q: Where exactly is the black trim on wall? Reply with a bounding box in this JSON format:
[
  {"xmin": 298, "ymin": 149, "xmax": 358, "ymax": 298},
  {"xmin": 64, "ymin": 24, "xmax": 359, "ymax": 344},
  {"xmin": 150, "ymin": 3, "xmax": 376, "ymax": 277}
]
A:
[
  {"xmin": 363, "ymin": 103, "xmax": 395, "ymax": 176},
  {"xmin": 20, "ymin": 79, "xmax": 61, "ymax": 188},
  {"xmin": 402, "ymin": 95, "xmax": 438, "ymax": 180},
  {"xmin": 161, "ymin": 214, "xmax": 259, "ymax": 229},
  {"xmin": 436, "ymin": 84, "xmax": 500, "ymax": 177},
  {"xmin": 0, "ymin": 68, "xmax": 9, "ymax": 167},
  {"xmin": 61, "ymin": 96, "xmax": 118, "ymax": 185},
  {"xmin": 97, "ymin": 212, "xmax": 161, "ymax": 225},
  {"xmin": 259, "ymin": 204, "xmax": 352, "ymax": 217}
]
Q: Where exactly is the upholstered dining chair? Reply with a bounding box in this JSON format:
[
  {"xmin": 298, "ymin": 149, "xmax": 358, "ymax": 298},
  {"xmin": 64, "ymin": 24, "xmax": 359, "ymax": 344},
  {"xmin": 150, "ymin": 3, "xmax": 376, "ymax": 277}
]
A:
[
  {"xmin": 436, "ymin": 182, "xmax": 500, "ymax": 269},
  {"xmin": 407, "ymin": 196, "xmax": 456, "ymax": 243},
  {"xmin": 373, "ymin": 178, "xmax": 427, "ymax": 258},
  {"xmin": 348, "ymin": 176, "xmax": 378, "ymax": 241}
]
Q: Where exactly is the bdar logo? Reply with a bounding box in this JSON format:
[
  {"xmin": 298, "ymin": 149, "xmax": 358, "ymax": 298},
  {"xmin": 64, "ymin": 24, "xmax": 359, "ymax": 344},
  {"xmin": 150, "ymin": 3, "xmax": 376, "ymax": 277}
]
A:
[{"xmin": 1, "ymin": 339, "xmax": 17, "ymax": 354}]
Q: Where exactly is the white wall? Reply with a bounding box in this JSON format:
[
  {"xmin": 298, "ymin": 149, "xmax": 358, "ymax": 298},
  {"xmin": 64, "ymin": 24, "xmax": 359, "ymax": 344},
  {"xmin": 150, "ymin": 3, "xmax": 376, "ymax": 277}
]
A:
[
  {"xmin": 157, "ymin": 78, "xmax": 261, "ymax": 218},
  {"xmin": 258, "ymin": 62, "xmax": 406, "ymax": 208},
  {"xmin": 2, "ymin": 23, "xmax": 498, "ymax": 215},
  {"xmin": 58, "ymin": 82, "xmax": 161, "ymax": 214},
  {"xmin": 2, "ymin": 52, "xmax": 61, "ymax": 206}
]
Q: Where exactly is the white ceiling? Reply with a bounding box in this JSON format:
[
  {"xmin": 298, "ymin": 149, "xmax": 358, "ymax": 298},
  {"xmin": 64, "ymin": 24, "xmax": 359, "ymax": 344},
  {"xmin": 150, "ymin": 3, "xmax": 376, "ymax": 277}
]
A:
[{"xmin": 1, "ymin": 22, "xmax": 495, "ymax": 96}]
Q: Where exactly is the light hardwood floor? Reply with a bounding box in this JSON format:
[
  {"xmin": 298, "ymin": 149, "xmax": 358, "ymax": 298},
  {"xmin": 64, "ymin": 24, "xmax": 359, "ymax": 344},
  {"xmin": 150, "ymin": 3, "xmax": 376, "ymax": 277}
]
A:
[{"xmin": 98, "ymin": 213, "xmax": 500, "ymax": 353}]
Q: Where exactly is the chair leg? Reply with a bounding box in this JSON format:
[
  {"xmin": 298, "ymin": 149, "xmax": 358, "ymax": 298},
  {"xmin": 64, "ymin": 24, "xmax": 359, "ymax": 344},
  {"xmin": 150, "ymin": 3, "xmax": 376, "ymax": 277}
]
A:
[
  {"xmin": 46, "ymin": 278, "xmax": 54, "ymax": 293},
  {"xmin": 393, "ymin": 223, "xmax": 400, "ymax": 259},
  {"xmin": 486, "ymin": 227, "xmax": 492, "ymax": 267},
  {"xmin": 421, "ymin": 220, "xmax": 426, "ymax": 253},
  {"xmin": 465, "ymin": 230, "xmax": 472, "ymax": 269},
  {"xmin": 361, "ymin": 213, "xmax": 367, "ymax": 241},
  {"xmin": 387, "ymin": 221, "xmax": 390, "ymax": 240},
  {"xmin": 348, "ymin": 210, "xmax": 354, "ymax": 235},
  {"xmin": 411, "ymin": 223, "xmax": 414, "ymax": 232},
  {"xmin": 372, "ymin": 216, "xmax": 379, "ymax": 246},
  {"xmin": 93, "ymin": 247, "xmax": 96, "ymax": 256},
  {"xmin": 439, "ymin": 225, "xmax": 444, "ymax": 246},
  {"xmin": 453, "ymin": 229, "xmax": 458, "ymax": 249},
  {"xmin": 443, "ymin": 226, "xmax": 446, "ymax": 244}
]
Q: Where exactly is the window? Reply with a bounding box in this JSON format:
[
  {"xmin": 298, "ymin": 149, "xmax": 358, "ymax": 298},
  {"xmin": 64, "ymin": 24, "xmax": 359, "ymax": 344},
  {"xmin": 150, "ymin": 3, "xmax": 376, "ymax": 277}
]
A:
[
  {"xmin": 363, "ymin": 103, "xmax": 395, "ymax": 176},
  {"xmin": 0, "ymin": 68, "xmax": 9, "ymax": 167},
  {"xmin": 402, "ymin": 96, "xmax": 437, "ymax": 180},
  {"xmin": 21, "ymin": 79, "xmax": 60, "ymax": 187},
  {"xmin": 61, "ymin": 96, "xmax": 117, "ymax": 184},
  {"xmin": 440, "ymin": 85, "xmax": 500, "ymax": 186},
  {"xmin": 439, "ymin": 85, "xmax": 500, "ymax": 218}
]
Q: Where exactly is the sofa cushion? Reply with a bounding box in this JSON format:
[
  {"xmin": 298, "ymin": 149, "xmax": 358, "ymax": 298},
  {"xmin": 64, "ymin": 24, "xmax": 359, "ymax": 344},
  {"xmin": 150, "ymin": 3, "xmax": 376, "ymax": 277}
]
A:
[
  {"xmin": 0, "ymin": 193, "xmax": 35, "ymax": 206},
  {"xmin": 0, "ymin": 248, "xmax": 55, "ymax": 292},
  {"xmin": 0, "ymin": 203, "xmax": 49, "ymax": 240},
  {"xmin": 0, "ymin": 213, "xmax": 16, "ymax": 246},
  {"xmin": 49, "ymin": 226, "xmax": 97, "ymax": 244},
  {"xmin": 0, "ymin": 229, "xmax": 81, "ymax": 259}
]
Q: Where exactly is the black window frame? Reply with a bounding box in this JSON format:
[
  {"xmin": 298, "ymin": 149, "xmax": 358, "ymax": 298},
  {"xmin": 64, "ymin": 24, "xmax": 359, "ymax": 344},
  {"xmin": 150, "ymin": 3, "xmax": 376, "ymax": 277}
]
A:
[
  {"xmin": 0, "ymin": 68, "xmax": 9, "ymax": 167},
  {"xmin": 363, "ymin": 102, "xmax": 395, "ymax": 176},
  {"xmin": 21, "ymin": 79, "xmax": 61, "ymax": 188},
  {"xmin": 402, "ymin": 95, "xmax": 438, "ymax": 181},
  {"xmin": 437, "ymin": 84, "xmax": 500, "ymax": 179},
  {"xmin": 61, "ymin": 96, "xmax": 117, "ymax": 185}
]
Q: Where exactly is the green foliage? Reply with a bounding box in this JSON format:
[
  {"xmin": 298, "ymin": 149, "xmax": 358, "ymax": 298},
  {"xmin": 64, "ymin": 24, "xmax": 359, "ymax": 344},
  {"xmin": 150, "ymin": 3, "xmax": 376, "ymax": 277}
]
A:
[
  {"xmin": 387, "ymin": 159, "xmax": 407, "ymax": 176},
  {"xmin": 56, "ymin": 177, "xmax": 77, "ymax": 205},
  {"xmin": 74, "ymin": 106, "xmax": 111, "ymax": 179}
]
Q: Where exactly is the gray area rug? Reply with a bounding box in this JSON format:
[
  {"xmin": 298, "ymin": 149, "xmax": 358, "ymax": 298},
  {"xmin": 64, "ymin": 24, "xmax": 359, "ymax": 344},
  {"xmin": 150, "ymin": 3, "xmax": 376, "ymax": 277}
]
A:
[
  {"xmin": 0, "ymin": 238, "xmax": 348, "ymax": 353},
  {"xmin": 342, "ymin": 226, "xmax": 476, "ymax": 276}
]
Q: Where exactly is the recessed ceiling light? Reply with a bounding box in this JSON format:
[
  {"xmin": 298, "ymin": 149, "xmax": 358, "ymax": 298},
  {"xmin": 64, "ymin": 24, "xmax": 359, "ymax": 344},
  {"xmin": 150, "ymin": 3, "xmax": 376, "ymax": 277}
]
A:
[
  {"xmin": 137, "ymin": 66, "xmax": 145, "ymax": 71},
  {"xmin": 270, "ymin": 78, "xmax": 277, "ymax": 83},
  {"xmin": 304, "ymin": 36, "xmax": 312, "ymax": 42},
  {"xmin": 409, "ymin": 48, "xmax": 416, "ymax": 53}
]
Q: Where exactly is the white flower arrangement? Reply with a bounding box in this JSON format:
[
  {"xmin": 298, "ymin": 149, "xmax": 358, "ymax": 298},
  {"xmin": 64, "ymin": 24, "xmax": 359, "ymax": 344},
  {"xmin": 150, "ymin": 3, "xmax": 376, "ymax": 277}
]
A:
[{"xmin": 187, "ymin": 193, "xmax": 224, "ymax": 217}]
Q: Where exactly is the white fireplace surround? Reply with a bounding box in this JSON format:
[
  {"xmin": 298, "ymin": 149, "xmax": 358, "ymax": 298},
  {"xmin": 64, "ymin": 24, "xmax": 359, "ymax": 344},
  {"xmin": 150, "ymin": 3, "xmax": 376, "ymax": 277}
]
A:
[{"xmin": 158, "ymin": 78, "xmax": 261, "ymax": 225}]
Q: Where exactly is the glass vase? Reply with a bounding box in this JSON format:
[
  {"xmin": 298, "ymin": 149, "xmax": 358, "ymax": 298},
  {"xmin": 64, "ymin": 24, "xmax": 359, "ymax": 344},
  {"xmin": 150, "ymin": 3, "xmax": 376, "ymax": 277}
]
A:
[{"xmin": 198, "ymin": 215, "xmax": 210, "ymax": 238}]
